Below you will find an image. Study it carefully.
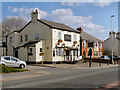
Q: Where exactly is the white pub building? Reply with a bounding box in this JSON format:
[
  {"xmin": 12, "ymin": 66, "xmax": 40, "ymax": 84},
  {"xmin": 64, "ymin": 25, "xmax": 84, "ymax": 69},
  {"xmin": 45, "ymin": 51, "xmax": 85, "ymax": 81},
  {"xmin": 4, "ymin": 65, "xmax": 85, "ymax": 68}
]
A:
[{"xmin": 6, "ymin": 9, "xmax": 80, "ymax": 63}]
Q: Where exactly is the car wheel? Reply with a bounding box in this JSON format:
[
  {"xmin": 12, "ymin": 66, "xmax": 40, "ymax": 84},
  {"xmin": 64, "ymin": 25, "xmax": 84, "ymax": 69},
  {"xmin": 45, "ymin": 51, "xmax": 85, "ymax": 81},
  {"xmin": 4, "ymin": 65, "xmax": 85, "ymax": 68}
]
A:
[{"xmin": 20, "ymin": 64, "xmax": 25, "ymax": 69}]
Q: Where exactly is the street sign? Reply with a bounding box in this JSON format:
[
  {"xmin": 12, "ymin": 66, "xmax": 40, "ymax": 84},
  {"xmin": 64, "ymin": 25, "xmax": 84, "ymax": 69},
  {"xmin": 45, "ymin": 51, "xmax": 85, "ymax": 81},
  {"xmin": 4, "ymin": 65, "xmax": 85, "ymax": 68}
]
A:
[{"xmin": 88, "ymin": 42, "xmax": 93, "ymax": 47}]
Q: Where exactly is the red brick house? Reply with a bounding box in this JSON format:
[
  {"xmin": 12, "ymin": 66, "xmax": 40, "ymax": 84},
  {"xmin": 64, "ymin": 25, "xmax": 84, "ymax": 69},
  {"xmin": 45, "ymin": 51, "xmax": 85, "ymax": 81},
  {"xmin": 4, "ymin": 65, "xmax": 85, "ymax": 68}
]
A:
[{"xmin": 77, "ymin": 27, "xmax": 103, "ymax": 58}]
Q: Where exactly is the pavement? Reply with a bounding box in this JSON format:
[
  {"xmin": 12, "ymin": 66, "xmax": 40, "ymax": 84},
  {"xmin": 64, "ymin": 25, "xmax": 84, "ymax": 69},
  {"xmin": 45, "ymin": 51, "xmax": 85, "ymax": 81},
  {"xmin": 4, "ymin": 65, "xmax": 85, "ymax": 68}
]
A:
[
  {"xmin": 2, "ymin": 62, "xmax": 119, "ymax": 81},
  {"xmin": 30, "ymin": 62, "xmax": 119, "ymax": 70},
  {"xmin": 2, "ymin": 64, "xmax": 119, "ymax": 88}
]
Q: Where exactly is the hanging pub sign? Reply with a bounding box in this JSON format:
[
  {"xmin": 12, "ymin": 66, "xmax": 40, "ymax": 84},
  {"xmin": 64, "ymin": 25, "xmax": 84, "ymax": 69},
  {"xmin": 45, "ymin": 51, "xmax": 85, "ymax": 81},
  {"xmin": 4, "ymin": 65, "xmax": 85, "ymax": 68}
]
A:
[
  {"xmin": 88, "ymin": 42, "xmax": 93, "ymax": 47},
  {"xmin": 64, "ymin": 34, "xmax": 71, "ymax": 41}
]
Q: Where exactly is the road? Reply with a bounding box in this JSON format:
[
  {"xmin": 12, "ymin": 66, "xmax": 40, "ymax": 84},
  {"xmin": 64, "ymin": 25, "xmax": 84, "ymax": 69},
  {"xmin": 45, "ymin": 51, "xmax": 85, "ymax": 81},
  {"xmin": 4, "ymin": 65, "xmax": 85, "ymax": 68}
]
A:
[{"xmin": 2, "ymin": 65, "xmax": 119, "ymax": 89}]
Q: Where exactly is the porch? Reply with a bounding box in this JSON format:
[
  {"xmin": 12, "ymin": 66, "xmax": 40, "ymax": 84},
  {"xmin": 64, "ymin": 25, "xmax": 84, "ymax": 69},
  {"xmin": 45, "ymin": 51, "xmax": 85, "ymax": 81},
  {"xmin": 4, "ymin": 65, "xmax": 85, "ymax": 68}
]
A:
[{"xmin": 55, "ymin": 46, "xmax": 79, "ymax": 62}]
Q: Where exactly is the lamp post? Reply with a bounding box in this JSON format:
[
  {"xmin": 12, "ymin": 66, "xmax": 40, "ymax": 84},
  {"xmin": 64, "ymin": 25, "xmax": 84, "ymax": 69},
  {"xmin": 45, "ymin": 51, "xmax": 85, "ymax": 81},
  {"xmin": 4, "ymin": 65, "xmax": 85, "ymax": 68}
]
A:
[{"xmin": 111, "ymin": 15, "xmax": 115, "ymax": 64}]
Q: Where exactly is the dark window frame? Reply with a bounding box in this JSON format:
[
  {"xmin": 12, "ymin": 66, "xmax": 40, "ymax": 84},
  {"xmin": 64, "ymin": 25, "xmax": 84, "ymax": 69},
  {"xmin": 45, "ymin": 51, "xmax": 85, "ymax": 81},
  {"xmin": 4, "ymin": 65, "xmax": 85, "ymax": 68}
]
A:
[
  {"xmin": 64, "ymin": 34, "xmax": 71, "ymax": 42},
  {"xmin": 35, "ymin": 33, "xmax": 39, "ymax": 40},
  {"xmin": 29, "ymin": 48, "xmax": 32, "ymax": 53},
  {"xmin": 9, "ymin": 37, "xmax": 12, "ymax": 43},
  {"xmin": 20, "ymin": 36, "xmax": 23, "ymax": 42},
  {"xmin": 25, "ymin": 35, "xmax": 28, "ymax": 42},
  {"xmin": 40, "ymin": 48, "xmax": 42, "ymax": 52}
]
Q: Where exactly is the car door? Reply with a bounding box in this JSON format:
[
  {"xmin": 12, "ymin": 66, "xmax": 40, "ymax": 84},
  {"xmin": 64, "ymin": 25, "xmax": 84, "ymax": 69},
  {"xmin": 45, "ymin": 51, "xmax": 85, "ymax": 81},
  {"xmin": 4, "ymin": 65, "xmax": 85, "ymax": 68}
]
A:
[
  {"xmin": 3, "ymin": 57, "xmax": 12, "ymax": 67},
  {"xmin": 10, "ymin": 57, "xmax": 20, "ymax": 67}
]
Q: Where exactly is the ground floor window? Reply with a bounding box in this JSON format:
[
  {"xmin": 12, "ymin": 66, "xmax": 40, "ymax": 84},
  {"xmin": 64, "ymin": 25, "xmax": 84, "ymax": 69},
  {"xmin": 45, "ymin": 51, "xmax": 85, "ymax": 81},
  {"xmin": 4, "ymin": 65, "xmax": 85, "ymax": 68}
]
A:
[
  {"xmin": 56, "ymin": 48, "xmax": 64, "ymax": 56},
  {"xmin": 29, "ymin": 48, "xmax": 32, "ymax": 53},
  {"xmin": 53, "ymin": 50, "xmax": 55, "ymax": 57},
  {"xmin": 94, "ymin": 51, "xmax": 98, "ymax": 57},
  {"xmin": 83, "ymin": 51, "xmax": 85, "ymax": 56},
  {"xmin": 100, "ymin": 52, "xmax": 102, "ymax": 57},
  {"xmin": 73, "ymin": 50, "xmax": 78, "ymax": 56}
]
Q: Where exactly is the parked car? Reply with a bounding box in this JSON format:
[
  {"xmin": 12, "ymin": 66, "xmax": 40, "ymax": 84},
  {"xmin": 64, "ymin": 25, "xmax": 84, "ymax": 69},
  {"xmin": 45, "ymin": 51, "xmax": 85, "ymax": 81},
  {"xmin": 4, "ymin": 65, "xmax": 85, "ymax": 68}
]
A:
[
  {"xmin": 100, "ymin": 55, "xmax": 110, "ymax": 60},
  {"xmin": 108, "ymin": 56, "xmax": 117, "ymax": 61},
  {"xmin": 0, "ymin": 56, "xmax": 26, "ymax": 69}
]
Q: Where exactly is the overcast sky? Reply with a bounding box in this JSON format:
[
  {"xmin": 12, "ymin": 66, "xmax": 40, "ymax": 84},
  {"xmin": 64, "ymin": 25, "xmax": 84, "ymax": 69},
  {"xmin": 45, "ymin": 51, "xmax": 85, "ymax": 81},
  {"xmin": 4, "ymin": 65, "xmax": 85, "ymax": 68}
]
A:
[{"xmin": 2, "ymin": 1, "xmax": 118, "ymax": 41}]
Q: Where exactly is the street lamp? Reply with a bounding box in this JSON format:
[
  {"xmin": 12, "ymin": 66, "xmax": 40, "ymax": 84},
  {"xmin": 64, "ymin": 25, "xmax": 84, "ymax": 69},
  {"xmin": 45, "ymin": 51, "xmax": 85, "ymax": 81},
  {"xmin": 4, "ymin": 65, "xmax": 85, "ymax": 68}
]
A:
[{"xmin": 111, "ymin": 15, "xmax": 115, "ymax": 64}]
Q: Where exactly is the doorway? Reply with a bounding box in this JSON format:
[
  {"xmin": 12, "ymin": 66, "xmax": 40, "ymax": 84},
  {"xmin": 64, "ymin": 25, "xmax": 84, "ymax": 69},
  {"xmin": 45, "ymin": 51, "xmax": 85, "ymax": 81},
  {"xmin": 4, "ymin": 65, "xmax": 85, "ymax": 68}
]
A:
[
  {"xmin": 66, "ymin": 50, "xmax": 69, "ymax": 56},
  {"xmin": 15, "ymin": 50, "xmax": 18, "ymax": 58}
]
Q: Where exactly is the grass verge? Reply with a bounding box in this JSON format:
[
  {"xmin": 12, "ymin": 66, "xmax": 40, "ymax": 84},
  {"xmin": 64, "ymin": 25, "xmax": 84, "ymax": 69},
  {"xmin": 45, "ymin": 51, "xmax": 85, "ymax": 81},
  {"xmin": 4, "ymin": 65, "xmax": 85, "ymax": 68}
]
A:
[{"xmin": 0, "ymin": 65, "xmax": 29, "ymax": 74}]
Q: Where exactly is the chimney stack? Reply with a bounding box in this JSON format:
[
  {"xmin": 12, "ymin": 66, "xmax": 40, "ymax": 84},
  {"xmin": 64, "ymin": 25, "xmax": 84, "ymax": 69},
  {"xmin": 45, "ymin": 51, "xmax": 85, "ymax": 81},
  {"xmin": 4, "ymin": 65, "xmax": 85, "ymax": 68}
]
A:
[
  {"xmin": 76, "ymin": 27, "xmax": 83, "ymax": 32},
  {"xmin": 31, "ymin": 9, "xmax": 40, "ymax": 22}
]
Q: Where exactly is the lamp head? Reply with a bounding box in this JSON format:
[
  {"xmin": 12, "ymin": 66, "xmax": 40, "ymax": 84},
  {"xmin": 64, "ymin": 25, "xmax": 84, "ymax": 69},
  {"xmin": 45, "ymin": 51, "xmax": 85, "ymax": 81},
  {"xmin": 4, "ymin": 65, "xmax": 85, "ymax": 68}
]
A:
[{"xmin": 111, "ymin": 15, "xmax": 115, "ymax": 17}]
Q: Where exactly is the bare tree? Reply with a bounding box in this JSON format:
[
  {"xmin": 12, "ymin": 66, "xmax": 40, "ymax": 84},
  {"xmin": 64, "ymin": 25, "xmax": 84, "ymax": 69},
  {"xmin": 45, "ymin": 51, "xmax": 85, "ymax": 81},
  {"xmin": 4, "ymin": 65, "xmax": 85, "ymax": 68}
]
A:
[{"xmin": 2, "ymin": 17, "xmax": 27, "ymax": 37}]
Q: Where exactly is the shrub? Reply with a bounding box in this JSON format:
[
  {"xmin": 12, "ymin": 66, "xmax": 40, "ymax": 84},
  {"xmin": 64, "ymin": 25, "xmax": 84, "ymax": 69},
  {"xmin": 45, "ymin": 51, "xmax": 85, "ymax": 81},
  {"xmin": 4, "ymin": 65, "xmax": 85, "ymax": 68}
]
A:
[{"xmin": 0, "ymin": 65, "xmax": 29, "ymax": 73}]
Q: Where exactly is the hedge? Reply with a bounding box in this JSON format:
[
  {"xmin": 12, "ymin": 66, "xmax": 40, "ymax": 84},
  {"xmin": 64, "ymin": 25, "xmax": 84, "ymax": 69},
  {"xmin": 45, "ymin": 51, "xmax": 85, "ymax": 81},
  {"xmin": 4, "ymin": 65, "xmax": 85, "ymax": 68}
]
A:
[
  {"xmin": 0, "ymin": 65, "xmax": 29, "ymax": 73},
  {"xmin": 83, "ymin": 58, "xmax": 112, "ymax": 64}
]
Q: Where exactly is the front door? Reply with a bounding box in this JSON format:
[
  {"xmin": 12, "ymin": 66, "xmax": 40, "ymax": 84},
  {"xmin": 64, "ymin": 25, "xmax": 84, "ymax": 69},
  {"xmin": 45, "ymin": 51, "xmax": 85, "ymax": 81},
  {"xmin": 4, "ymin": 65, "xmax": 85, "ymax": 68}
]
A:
[
  {"xmin": 15, "ymin": 50, "xmax": 18, "ymax": 58},
  {"xmin": 66, "ymin": 50, "xmax": 69, "ymax": 56}
]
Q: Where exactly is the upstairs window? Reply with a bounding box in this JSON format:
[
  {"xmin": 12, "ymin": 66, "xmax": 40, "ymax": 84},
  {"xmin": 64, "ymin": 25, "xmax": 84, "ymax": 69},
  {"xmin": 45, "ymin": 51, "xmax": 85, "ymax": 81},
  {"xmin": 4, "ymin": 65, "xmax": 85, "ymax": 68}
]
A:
[
  {"xmin": 35, "ymin": 34, "xmax": 39, "ymax": 40},
  {"xmin": 73, "ymin": 34, "xmax": 77, "ymax": 41},
  {"xmin": 25, "ymin": 35, "xmax": 28, "ymax": 42},
  {"xmin": 100, "ymin": 43, "xmax": 102, "ymax": 49},
  {"xmin": 9, "ymin": 37, "xmax": 12, "ymax": 43},
  {"xmin": 58, "ymin": 32, "xmax": 62, "ymax": 40},
  {"xmin": 94, "ymin": 42, "xmax": 98, "ymax": 47},
  {"xmin": 83, "ymin": 40, "xmax": 86, "ymax": 47}
]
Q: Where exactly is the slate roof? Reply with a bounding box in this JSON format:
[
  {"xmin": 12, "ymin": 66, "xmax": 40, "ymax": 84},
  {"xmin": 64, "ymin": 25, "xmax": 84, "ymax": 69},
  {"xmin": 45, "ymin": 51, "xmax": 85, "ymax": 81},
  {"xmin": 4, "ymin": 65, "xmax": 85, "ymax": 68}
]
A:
[
  {"xmin": 80, "ymin": 31, "xmax": 103, "ymax": 43},
  {"xmin": 37, "ymin": 19, "xmax": 80, "ymax": 33},
  {"xmin": 19, "ymin": 40, "xmax": 39, "ymax": 48},
  {"xmin": 8, "ymin": 19, "xmax": 80, "ymax": 35}
]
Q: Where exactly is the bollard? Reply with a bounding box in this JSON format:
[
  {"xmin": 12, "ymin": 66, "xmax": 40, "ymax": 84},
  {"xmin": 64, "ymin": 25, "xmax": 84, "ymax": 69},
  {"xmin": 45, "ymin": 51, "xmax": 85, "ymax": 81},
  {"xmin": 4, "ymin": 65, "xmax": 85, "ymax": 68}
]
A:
[
  {"xmin": 99, "ymin": 60, "xmax": 101, "ymax": 67},
  {"xmin": 107, "ymin": 60, "xmax": 109, "ymax": 65}
]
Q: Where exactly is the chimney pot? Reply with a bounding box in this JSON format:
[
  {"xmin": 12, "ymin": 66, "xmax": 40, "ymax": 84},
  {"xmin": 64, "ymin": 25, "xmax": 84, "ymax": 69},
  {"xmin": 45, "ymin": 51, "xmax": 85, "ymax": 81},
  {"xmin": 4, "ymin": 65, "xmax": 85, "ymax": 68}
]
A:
[
  {"xmin": 76, "ymin": 27, "xmax": 83, "ymax": 32},
  {"xmin": 35, "ymin": 9, "xmax": 38, "ymax": 13}
]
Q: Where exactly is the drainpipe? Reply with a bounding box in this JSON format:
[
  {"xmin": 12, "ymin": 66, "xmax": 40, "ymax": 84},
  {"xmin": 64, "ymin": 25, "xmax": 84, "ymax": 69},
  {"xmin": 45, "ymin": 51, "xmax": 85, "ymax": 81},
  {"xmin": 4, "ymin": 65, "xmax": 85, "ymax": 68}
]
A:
[
  {"xmin": 27, "ymin": 47, "xmax": 29, "ymax": 62},
  {"xmin": 6, "ymin": 37, "xmax": 7, "ymax": 56}
]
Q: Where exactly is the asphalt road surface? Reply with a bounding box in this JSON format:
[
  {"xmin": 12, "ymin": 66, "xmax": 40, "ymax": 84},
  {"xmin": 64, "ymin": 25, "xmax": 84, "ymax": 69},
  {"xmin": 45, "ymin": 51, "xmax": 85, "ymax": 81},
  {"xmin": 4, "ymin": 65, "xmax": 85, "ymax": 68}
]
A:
[{"xmin": 2, "ymin": 66, "xmax": 119, "ymax": 89}]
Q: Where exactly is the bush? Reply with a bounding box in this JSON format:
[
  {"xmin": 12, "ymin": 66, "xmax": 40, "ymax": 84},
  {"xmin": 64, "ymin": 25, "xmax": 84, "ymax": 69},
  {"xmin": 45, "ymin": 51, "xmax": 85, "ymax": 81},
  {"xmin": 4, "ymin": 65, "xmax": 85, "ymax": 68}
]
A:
[{"xmin": 0, "ymin": 65, "xmax": 29, "ymax": 73}]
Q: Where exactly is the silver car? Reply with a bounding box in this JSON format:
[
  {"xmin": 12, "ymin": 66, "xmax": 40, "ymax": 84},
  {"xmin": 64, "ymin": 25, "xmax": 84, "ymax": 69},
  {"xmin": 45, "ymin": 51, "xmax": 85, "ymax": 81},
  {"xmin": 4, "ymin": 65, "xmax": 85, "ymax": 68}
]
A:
[{"xmin": 0, "ymin": 56, "xmax": 26, "ymax": 69}]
